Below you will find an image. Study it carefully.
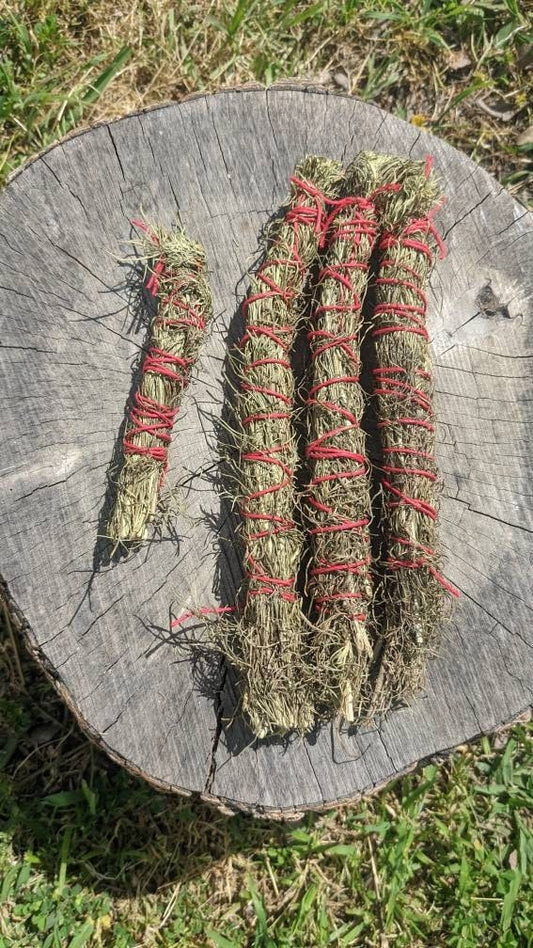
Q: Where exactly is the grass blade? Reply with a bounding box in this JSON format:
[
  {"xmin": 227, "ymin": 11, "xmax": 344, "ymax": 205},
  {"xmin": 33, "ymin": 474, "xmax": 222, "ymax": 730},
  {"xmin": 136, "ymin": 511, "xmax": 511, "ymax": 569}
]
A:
[{"xmin": 82, "ymin": 45, "xmax": 132, "ymax": 105}]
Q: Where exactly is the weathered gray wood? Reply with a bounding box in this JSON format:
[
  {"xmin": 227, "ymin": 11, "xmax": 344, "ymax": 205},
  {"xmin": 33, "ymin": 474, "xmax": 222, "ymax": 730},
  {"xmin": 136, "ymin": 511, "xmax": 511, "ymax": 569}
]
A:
[{"xmin": 1, "ymin": 84, "xmax": 532, "ymax": 818}]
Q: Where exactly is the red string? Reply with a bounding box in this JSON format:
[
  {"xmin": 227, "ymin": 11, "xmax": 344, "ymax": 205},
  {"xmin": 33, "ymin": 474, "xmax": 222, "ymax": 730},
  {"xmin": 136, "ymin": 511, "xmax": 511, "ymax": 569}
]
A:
[
  {"xmin": 310, "ymin": 557, "xmax": 372, "ymax": 577},
  {"xmin": 244, "ymin": 553, "xmax": 297, "ymax": 602},
  {"xmin": 314, "ymin": 592, "xmax": 362, "ymax": 603},
  {"xmin": 308, "ymin": 517, "xmax": 369, "ymax": 536},
  {"xmin": 241, "ymin": 410, "xmax": 290, "ymax": 425},
  {"xmin": 123, "ymin": 219, "xmax": 206, "ymax": 485},
  {"xmin": 143, "ymin": 347, "xmax": 192, "ymax": 382},
  {"xmin": 382, "ymin": 445, "xmax": 434, "ymax": 460},
  {"xmin": 244, "ymin": 356, "xmax": 291, "ymax": 370},
  {"xmin": 313, "ymin": 589, "xmax": 367, "ymax": 623},
  {"xmin": 372, "ymin": 191, "xmax": 458, "ymax": 598},
  {"xmin": 159, "ymin": 293, "xmax": 207, "ymax": 330},
  {"xmin": 170, "ymin": 606, "xmax": 235, "ymax": 629},
  {"xmin": 373, "ymin": 367, "xmax": 433, "ymax": 413},
  {"xmin": 387, "ymin": 558, "xmax": 460, "ymax": 597},
  {"xmin": 123, "ymin": 393, "xmax": 177, "ymax": 468},
  {"xmin": 382, "ymin": 479, "xmax": 437, "ymax": 520},
  {"xmin": 382, "ymin": 464, "xmax": 436, "ymax": 481},
  {"xmin": 306, "ymin": 196, "xmax": 380, "ymax": 617},
  {"xmin": 240, "ymin": 381, "xmax": 292, "ymax": 404},
  {"xmin": 307, "ymin": 375, "xmax": 361, "ymax": 397},
  {"xmin": 377, "ymin": 416, "xmax": 435, "ymax": 433},
  {"xmin": 238, "ymin": 174, "xmax": 333, "ymax": 605},
  {"xmin": 146, "ymin": 258, "xmax": 165, "ymax": 296},
  {"xmin": 288, "ymin": 174, "xmax": 331, "ymax": 237},
  {"xmin": 130, "ymin": 219, "xmax": 159, "ymax": 243},
  {"xmin": 240, "ymin": 323, "xmax": 292, "ymax": 349},
  {"xmin": 308, "ymin": 329, "xmax": 360, "ymax": 362}
]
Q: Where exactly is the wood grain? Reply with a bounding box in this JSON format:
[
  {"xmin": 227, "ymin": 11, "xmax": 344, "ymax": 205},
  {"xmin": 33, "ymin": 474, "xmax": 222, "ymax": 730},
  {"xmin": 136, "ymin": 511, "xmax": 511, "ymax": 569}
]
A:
[{"xmin": 1, "ymin": 84, "xmax": 532, "ymax": 817}]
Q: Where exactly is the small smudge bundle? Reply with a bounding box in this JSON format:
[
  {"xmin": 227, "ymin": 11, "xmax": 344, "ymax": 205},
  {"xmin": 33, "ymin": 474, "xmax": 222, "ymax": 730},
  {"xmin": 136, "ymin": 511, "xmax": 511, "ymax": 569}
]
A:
[{"xmin": 107, "ymin": 223, "xmax": 213, "ymax": 546}]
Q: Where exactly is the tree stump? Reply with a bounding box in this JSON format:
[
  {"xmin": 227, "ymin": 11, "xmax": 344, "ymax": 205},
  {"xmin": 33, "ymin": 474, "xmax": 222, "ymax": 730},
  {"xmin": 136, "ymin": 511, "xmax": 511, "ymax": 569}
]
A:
[{"xmin": 1, "ymin": 84, "xmax": 532, "ymax": 819}]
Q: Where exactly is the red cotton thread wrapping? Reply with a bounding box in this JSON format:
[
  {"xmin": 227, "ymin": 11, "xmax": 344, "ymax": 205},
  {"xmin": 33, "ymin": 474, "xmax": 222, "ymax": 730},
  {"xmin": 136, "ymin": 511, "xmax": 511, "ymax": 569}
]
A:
[
  {"xmin": 107, "ymin": 222, "xmax": 213, "ymax": 545},
  {"xmin": 304, "ymin": 155, "xmax": 391, "ymax": 724},
  {"xmin": 367, "ymin": 155, "xmax": 459, "ymax": 712},
  {"xmin": 214, "ymin": 156, "xmax": 344, "ymax": 739}
]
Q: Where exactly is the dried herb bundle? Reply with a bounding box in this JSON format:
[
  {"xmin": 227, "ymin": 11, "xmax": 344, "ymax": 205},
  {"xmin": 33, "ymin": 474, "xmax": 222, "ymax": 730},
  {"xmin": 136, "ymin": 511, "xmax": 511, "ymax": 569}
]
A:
[
  {"xmin": 108, "ymin": 224, "xmax": 213, "ymax": 545},
  {"xmin": 217, "ymin": 156, "xmax": 343, "ymax": 738},
  {"xmin": 367, "ymin": 154, "xmax": 459, "ymax": 711},
  {"xmin": 304, "ymin": 155, "xmax": 386, "ymax": 723}
]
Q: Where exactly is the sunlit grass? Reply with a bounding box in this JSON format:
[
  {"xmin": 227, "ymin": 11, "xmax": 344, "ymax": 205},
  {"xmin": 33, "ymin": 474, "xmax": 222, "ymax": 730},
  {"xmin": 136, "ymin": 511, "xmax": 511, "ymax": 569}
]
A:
[
  {"xmin": 1, "ymin": 605, "xmax": 532, "ymax": 946},
  {"xmin": 1, "ymin": 0, "xmax": 531, "ymax": 195}
]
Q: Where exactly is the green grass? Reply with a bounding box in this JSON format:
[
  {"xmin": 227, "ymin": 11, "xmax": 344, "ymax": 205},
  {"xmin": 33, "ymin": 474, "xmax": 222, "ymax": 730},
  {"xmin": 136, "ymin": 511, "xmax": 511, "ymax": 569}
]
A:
[
  {"xmin": 1, "ymin": 612, "xmax": 532, "ymax": 947},
  {"xmin": 1, "ymin": 0, "xmax": 532, "ymax": 195},
  {"xmin": 1, "ymin": 1, "xmax": 532, "ymax": 945}
]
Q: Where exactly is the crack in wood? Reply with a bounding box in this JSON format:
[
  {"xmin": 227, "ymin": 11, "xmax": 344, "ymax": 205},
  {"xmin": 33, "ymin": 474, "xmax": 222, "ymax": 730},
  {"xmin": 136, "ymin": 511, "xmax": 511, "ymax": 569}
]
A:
[
  {"xmin": 204, "ymin": 660, "xmax": 227, "ymax": 794},
  {"xmin": 41, "ymin": 155, "xmax": 90, "ymax": 222},
  {"xmin": 444, "ymin": 495, "xmax": 533, "ymax": 536},
  {"xmin": 106, "ymin": 126, "xmax": 126, "ymax": 182}
]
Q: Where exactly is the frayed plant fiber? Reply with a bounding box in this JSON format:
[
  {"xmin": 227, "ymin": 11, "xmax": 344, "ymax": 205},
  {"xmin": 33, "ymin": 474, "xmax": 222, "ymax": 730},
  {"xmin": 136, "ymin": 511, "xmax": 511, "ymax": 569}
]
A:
[
  {"xmin": 303, "ymin": 155, "xmax": 386, "ymax": 724},
  {"xmin": 362, "ymin": 152, "xmax": 459, "ymax": 715},
  {"xmin": 107, "ymin": 223, "xmax": 213, "ymax": 546},
  {"xmin": 215, "ymin": 156, "xmax": 344, "ymax": 739}
]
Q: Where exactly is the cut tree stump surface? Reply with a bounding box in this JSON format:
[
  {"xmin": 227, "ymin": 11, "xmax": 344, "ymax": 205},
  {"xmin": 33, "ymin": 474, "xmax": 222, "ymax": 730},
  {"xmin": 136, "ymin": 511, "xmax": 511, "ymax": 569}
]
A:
[{"xmin": 1, "ymin": 85, "xmax": 532, "ymax": 818}]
